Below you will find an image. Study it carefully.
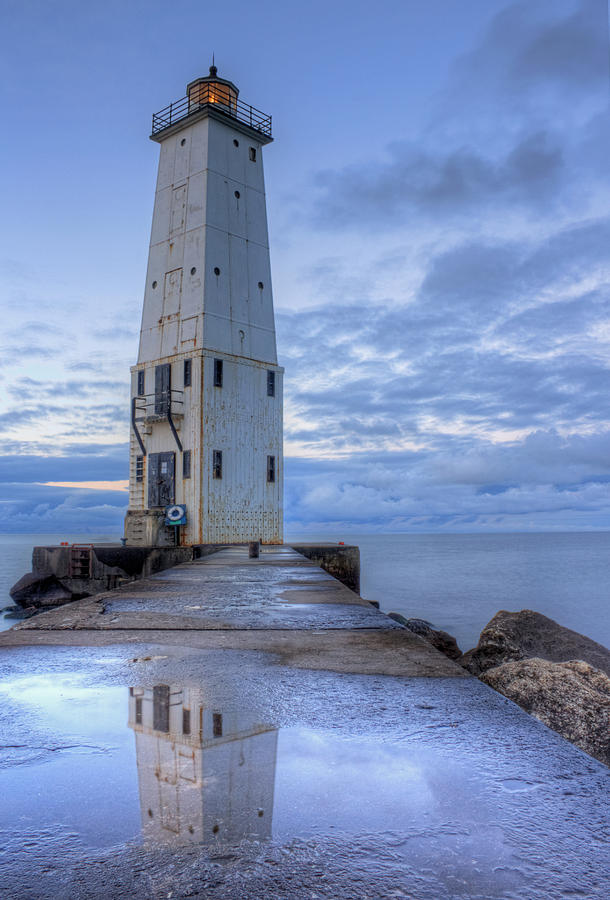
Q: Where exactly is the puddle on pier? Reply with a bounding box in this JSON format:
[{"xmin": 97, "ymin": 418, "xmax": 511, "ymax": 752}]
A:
[{"xmin": 0, "ymin": 676, "xmax": 520, "ymax": 892}]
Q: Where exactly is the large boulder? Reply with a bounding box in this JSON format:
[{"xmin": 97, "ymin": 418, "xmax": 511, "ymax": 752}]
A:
[
  {"xmin": 10, "ymin": 572, "xmax": 75, "ymax": 608},
  {"xmin": 481, "ymin": 658, "xmax": 610, "ymax": 767},
  {"xmin": 388, "ymin": 614, "xmax": 462, "ymax": 660},
  {"xmin": 460, "ymin": 609, "xmax": 610, "ymax": 676}
]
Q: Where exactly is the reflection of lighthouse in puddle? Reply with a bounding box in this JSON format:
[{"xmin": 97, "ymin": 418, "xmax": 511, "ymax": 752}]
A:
[{"xmin": 127, "ymin": 685, "xmax": 278, "ymax": 846}]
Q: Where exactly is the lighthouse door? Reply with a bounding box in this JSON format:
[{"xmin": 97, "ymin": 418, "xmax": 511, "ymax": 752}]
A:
[{"xmin": 148, "ymin": 451, "xmax": 175, "ymax": 508}]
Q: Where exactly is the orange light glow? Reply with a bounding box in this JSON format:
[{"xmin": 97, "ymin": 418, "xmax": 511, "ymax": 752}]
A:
[{"xmin": 188, "ymin": 81, "xmax": 237, "ymax": 113}]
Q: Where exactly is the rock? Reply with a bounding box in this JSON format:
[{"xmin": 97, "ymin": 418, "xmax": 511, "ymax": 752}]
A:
[
  {"xmin": 460, "ymin": 609, "xmax": 610, "ymax": 677},
  {"xmin": 9, "ymin": 572, "xmax": 75, "ymax": 608},
  {"xmin": 4, "ymin": 606, "xmax": 37, "ymax": 620},
  {"xmin": 387, "ymin": 612, "xmax": 411, "ymax": 627},
  {"xmin": 388, "ymin": 614, "xmax": 462, "ymax": 660},
  {"xmin": 481, "ymin": 658, "xmax": 610, "ymax": 767}
]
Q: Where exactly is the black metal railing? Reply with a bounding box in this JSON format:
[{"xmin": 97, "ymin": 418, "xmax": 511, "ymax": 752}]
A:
[
  {"xmin": 133, "ymin": 390, "xmax": 184, "ymax": 420},
  {"xmin": 152, "ymin": 86, "xmax": 272, "ymax": 138},
  {"xmin": 132, "ymin": 390, "xmax": 184, "ymax": 452}
]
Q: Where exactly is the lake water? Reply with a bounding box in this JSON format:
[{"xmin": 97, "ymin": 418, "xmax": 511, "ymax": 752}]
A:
[
  {"xmin": 0, "ymin": 533, "xmax": 119, "ymax": 634},
  {"xmin": 2, "ymin": 532, "xmax": 609, "ymax": 652},
  {"xmin": 290, "ymin": 531, "xmax": 610, "ymax": 652}
]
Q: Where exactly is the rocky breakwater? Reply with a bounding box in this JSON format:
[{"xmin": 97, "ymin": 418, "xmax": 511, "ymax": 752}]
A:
[
  {"xmin": 462, "ymin": 610, "xmax": 610, "ymax": 767},
  {"xmin": 387, "ymin": 614, "xmax": 462, "ymax": 660},
  {"xmin": 387, "ymin": 608, "xmax": 610, "ymax": 766},
  {"xmin": 481, "ymin": 658, "xmax": 610, "ymax": 766}
]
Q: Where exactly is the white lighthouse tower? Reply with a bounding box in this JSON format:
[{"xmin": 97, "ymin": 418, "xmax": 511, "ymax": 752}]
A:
[{"xmin": 125, "ymin": 66, "xmax": 283, "ymax": 547}]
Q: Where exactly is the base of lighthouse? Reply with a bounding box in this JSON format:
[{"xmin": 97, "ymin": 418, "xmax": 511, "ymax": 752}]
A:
[
  {"xmin": 124, "ymin": 350, "xmax": 283, "ymax": 548},
  {"xmin": 124, "ymin": 509, "xmax": 284, "ymax": 547},
  {"xmin": 124, "ymin": 510, "xmax": 178, "ymax": 547}
]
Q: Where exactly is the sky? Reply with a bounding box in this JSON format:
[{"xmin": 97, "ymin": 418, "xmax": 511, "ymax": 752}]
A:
[{"xmin": 0, "ymin": 0, "xmax": 609, "ymax": 535}]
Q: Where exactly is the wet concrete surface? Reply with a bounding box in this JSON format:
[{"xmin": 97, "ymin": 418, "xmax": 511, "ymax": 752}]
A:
[
  {"xmin": 1, "ymin": 548, "xmax": 608, "ymax": 898},
  {"xmin": 13, "ymin": 547, "xmax": 390, "ymax": 633},
  {"xmin": 4, "ymin": 546, "xmax": 458, "ymax": 677},
  {"xmin": 0, "ymin": 644, "xmax": 609, "ymax": 899}
]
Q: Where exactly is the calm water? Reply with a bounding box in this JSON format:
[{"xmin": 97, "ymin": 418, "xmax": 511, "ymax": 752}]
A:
[
  {"xmin": 288, "ymin": 532, "xmax": 610, "ymax": 652},
  {"xmin": 2, "ymin": 532, "xmax": 610, "ymax": 651},
  {"xmin": 0, "ymin": 533, "xmax": 119, "ymax": 633}
]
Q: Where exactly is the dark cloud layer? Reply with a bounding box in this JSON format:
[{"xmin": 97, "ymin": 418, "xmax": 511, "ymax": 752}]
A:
[
  {"xmin": 0, "ymin": 483, "xmax": 127, "ymax": 534},
  {"xmin": 311, "ymin": 1, "xmax": 608, "ymax": 231},
  {"xmin": 313, "ymin": 129, "xmax": 567, "ymax": 227},
  {"xmin": 0, "ymin": 445, "xmax": 127, "ymax": 483}
]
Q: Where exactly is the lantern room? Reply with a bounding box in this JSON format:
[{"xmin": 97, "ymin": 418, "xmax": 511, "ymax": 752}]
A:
[{"xmin": 187, "ymin": 65, "xmax": 238, "ymax": 115}]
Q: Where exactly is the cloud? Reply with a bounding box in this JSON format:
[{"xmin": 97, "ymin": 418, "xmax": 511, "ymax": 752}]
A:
[
  {"xmin": 0, "ymin": 406, "xmax": 66, "ymax": 428},
  {"xmin": 7, "ymin": 377, "xmax": 126, "ymax": 402},
  {"xmin": 277, "ymin": 154, "xmax": 610, "ymax": 532},
  {"xmin": 500, "ymin": 1, "xmax": 607, "ymax": 92},
  {"xmin": 66, "ymin": 362, "xmax": 97, "ymax": 372},
  {"xmin": 312, "ymin": 129, "xmax": 567, "ymax": 229},
  {"xmin": 446, "ymin": 0, "xmax": 608, "ymax": 119},
  {"xmin": 0, "ymin": 446, "xmax": 128, "ymax": 483},
  {"xmin": 0, "ymin": 483, "xmax": 127, "ymax": 534},
  {"xmin": 94, "ymin": 327, "xmax": 138, "ymax": 341},
  {"xmin": 279, "ymin": 213, "xmax": 610, "ymax": 441},
  {"xmin": 1, "ymin": 345, "xmax": 60, "ymax": 359},
  {"xmin": 284, "ymin": 428, "xmax": 610, "ymax": 534},
  {"xmin": 308, "ymin": 2, "xmax": 608, "ymax": 235}
]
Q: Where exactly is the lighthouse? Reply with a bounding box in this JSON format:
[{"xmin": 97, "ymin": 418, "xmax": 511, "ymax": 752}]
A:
[
  {"xmin": 128, "ymin": 684, "xmax": 278, "ymax": 845},
  {"xmin": 125, "ymin": 67, "xmax": 283, "ymax": 547}
]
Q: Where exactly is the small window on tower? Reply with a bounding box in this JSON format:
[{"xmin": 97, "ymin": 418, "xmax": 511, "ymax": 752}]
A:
[
  {"xmin": 154, "ymin": 363, "xmax": 171, "ymax": 415},
  {"xmin": 136, "ymin": 455, "xmax": 144, "ymax": 483},
  {"xmin": 137, "ymin": 370, "xmax": 145, "ymax": 396},
  {"xmin": 213, "ymin": 450, "xmax": 223, "ymax": 479},
  {"xmin": 213, "ymin": 358, "xmax": 223, "ymax": 387},
  {"xmin": 267, "ymin": 455, "xmax": 276, "ymax": 483},
  {"xmin": 182, "ymin": 708, "xmax": 191, "ymax": 735},
  {"xmin": 267, "ymin": 370, "xmax": 275, "ymax": 397},
  {"xmin": 184, "ymin": 358, "xmax": 192, "ymax": 387},
  {"xmin": 183, "ymin": 450, "xmax": 191, "ymax": 479},
  {"xmin": 135, "ymin": 697, "xmax": 143, "ymax": 725},
  {"xmin": 213, "ymin": 713, "xmax": 223, "ymax": 737},
  {"xmin": 249, "ymin": 147, "xmax": 256, "ymax": 162}
]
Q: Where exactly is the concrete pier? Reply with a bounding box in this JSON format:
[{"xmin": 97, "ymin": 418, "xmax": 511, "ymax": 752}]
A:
[
  {"xmin": 0, "ymin": 547, "xmax": 608, "ymax": 899},
  {"xmin": 5, "ymin": 546, "xmax": 460, "ymax": 676}
]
